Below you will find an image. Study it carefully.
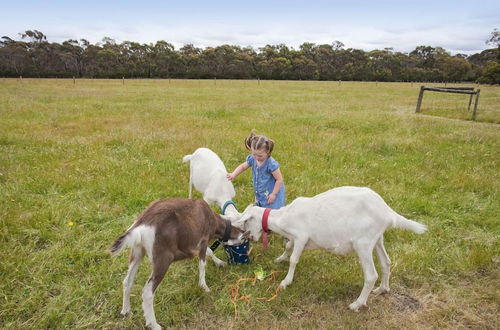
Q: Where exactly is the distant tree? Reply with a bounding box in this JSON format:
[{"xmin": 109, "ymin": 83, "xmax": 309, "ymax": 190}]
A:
[
  {"xmin": 410, "ymin": 46, "xmax": 448, "ymax": 69},
  {"xmin": 150, "ymin": 41, "xmax": 180, "ymax": 78},
  {"xmin": 438, "ymin": 56, "xmax": 471, "ymax": 81},
  {"xmin": 292, "ymin": 54, "xmax": 318, "ymax": 80},
  {"xmin": 486, "ymin": 28, "xmax": 500, "ymax": 47},
  {"xmin": 199, "ymin": 45, "xmax": 244, "ymax": 78},
  {"xmin": 20, "ymin": 30, "xmax": 47, "ymax": 43},
  {"xmin": 179, "ymin": 44, "xmax": 202, "ymax": 78},
  {"xmin": 257, "ymin": 44, "xmax": 293, "ymax": 79},
  {"xmin": 81, "ymin": 41, "xmax": 101, "ymax": 77},
  {"xmin": 477, "ymin": 61, "xmax": 500, "ymax": 84},
  {"xmin": 486, "ymin": 28, "xmax": 500, "ymax": 61},
  {"xmin": 477, "ymin": 29, "xmax": 500, "ymax": 84},
  {"xmin": 0, "ymin": 36, "xmax": 30, "ymax": 75},
  {"xmin": 311, "ymin": 44, "xmax": 335, "ymax": 80},
  {"xmin": 299, "ymin": 42, "xmax": 316, "ymax": 60},
  {"xmin": 232, "ymin": 46, "xmax": 257, "ymax": 79},
  {"xmin": 0, "ymin": 29, "xmax": 495, "ymax": 81},
  {"xmin": 368, "ymin": 49, "xmax": 398, "ymax": 81},
  {"xmin": 61, "ymin": 39, "xmax": 85, "ymax": 77},
  {"xmin": 20, "ymin": 30, "xmax": 50, "ymax": 76}
]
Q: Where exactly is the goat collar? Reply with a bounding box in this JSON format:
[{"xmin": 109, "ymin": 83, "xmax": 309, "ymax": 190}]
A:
[
  {"xmin": 261, "ymin": 208, "xmax": 272, "ymax": 249},
  {"xmin": 221, "ymin": 200, "xmax": 237, "ymax": 215}
]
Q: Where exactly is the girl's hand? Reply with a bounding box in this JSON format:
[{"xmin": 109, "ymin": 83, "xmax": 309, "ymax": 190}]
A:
[
  {"xmin": 227, "ymin": 173, "xmax": 235, "ymax": 181},
  {"xmin": 267, "ymin": 193, "xmax": 276, "ymax": 204}
]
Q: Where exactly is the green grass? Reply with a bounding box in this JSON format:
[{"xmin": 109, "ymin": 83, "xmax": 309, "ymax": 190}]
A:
[{"xmin": 1, "ymin": 78, "xmax": 499, "ymax": 329}]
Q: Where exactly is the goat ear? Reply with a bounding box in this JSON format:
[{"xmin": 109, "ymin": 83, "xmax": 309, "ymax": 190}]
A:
[
  {"xmin": 241, "ymin": 211, "xmax": 253, "ymax": 222},
  {"xmin": 243, "ymin": 204, "xmax": 253, "ymax": 213},
  {"xmin": 242, "ymin": 230, "xmax": 251, "ymax": 240},
  {"xmin": 234, "ymin": 212, "xmax": 251, "ymax": 229}
]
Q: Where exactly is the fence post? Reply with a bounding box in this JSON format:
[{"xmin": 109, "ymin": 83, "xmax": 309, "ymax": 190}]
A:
[
  {"xmin": 472, "ymin": 89, "xmax": 480, "ymax": 120},
  {"xmin": 467, "ymin": 93, "xmax": 473, "ymax": 111},
  {"xmin": 415, "ymin": 86, "xmax": 425, "ymax": 113},
  {"xmin": 73, "ymin": 76, "xmax": 76, "ymax": 85}
]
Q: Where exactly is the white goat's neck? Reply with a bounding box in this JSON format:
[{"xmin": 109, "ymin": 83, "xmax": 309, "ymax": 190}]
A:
[
  {"xmin": 215, "ymin": 196, "xmax": 233, "ymax": 209},
  {"xmin": 259, "ymin": 207, "xmax": 288, "ymax": 237},
  {"xmin": 223, "ymin": 203, "xmax": 239, "ymax": 216}
]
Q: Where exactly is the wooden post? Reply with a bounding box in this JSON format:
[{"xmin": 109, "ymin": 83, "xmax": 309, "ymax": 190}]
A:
[
  {"xmin": 20, "ymin": 76, "xmax": 22, "ymax": 82},
  {"xmin": 122, "ymin": 77, "xmax": 125, "ymax": 85},
  {"xmin": 467, "ymin": 93, "xmax": 473, "ymax": 111},
  {"xmin": 214, "ymin": 77, "xmax": 216, "ymax": 85},
  {"xmin": 338, "ymin": 80, "xmax": 341, "ymax": 86},
  {"xmin": 73, "ymin": 76, "xmax": 76, "ymax": 84},
  {"xmin": 472, "ymin": 89, "xmax": 480, "ymax": 120},
  {"xmin": 415, "ymin": 85, "xmax": 425, "ymax": 113}
]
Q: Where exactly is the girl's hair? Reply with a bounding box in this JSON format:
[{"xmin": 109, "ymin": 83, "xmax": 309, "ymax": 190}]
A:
[{"xmin": 244, "ymin": 130, "xmax": 274, "ymax": 154}]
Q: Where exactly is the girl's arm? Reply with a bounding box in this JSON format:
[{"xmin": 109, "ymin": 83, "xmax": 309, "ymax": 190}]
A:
[
  {"xmin": 267, "ymin": 168, "xmax": 283, "ymax": 204},
  {"xmin": 227, "ymin": 162, "xmax": 250, "ymax": 181}
]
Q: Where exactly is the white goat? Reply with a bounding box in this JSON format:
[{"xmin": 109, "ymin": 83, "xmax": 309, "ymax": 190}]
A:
[
  {"xmin": 233, "ymin": 186, "xmax": 427, "ymax": 311},
  {"xmin": 182, "ymin": 148, "xmax": 242, "ymax": 265}
]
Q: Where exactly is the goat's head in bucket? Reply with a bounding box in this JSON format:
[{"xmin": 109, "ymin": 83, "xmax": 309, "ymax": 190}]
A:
[
  {"xmin": 232, "ymin": 205, "xmax": 263, "ymax": 242},
  {"xmin": 221, "ymin": 211, "xmax": 252, "ymax": 265}
]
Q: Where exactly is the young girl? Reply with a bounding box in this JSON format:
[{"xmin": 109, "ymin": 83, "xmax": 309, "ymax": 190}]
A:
[{"xmin": 227, "ymin": 131, "xmax": 285, "ymax": 209}]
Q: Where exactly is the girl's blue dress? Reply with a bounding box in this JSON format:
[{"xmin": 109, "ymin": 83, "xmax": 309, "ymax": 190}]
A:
[{"xmin": 246, "ymin": 154, "xmax": 286, "ymax": 209}]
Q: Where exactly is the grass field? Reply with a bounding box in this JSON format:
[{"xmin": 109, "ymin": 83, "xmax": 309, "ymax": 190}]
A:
[{"xmin": 0, "ymin": 78, "xmax": 499, "ymax": 329}]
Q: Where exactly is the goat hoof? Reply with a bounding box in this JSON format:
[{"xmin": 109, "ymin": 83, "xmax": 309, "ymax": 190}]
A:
[
  {"xmin": 120, "ymin": 310, "xmax": 132, "ymax": 317},
  {"xmin": 278, "ymin": 282, "xmax": 288, "ymax": 291},
  {"xmin": 147, "ymin": 322, "xmax": 162, "ymax": 330},
  {"xmin": 348, "ymin": 302, "xmax": 367, "ymax": 311},
  {"xmin": 372, "ymin": 287, "xmax": 390, "ymax": 295}
]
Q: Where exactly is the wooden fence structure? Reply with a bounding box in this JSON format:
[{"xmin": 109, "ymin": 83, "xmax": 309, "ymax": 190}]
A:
[{"xmin": 415, "ymin": 86, "xmax": 481, "ymax": 120}]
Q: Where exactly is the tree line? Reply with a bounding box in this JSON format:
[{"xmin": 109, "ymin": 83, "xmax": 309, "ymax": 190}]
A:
[{"xmin": 1, "ymin": 30, "xmax": 499, "ymax": 83}]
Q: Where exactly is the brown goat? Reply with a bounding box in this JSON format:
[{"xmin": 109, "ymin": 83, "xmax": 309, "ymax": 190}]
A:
[{"xmin": 110, "ymin": 198, "xmax": 244, "ymax": 330}]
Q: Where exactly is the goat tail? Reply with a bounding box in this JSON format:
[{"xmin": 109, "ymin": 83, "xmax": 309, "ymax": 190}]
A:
[
  {"xmin": 182, "ymin": 154, "xmax": 193, "ymax": 198},
  {"xmin": 391, "ymin": 213, "xmax": 427, "ymax": 234},
  {"xmin": 109, "ymin": 227, "xmax": 141, "ymax": 256}
]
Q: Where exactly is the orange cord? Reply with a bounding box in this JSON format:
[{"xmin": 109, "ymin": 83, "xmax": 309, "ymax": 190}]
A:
[{"xmin": 230, "ymin": 271, "xmax": 282, "ymax": 319}]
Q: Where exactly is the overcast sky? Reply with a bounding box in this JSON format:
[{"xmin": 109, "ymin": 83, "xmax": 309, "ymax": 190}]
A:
[{"xmin": 1, "ymin": 0, "xmax": 499, "ymax": 55}]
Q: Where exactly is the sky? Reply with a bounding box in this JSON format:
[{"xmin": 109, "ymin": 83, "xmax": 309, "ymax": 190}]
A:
[{"xmin": 1, "ymin": 0, "xmax": 499, "ymax": 55}]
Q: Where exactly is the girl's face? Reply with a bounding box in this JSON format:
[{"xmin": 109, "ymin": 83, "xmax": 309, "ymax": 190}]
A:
[{"xmin": 251, "ymin": 148, "xmax": 269, "ymax": 163}]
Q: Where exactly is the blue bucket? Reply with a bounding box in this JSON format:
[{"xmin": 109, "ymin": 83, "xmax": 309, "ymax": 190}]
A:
[{"xmin": 224, "ymin": 242, "xmax": 251, "ymax": 265}]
